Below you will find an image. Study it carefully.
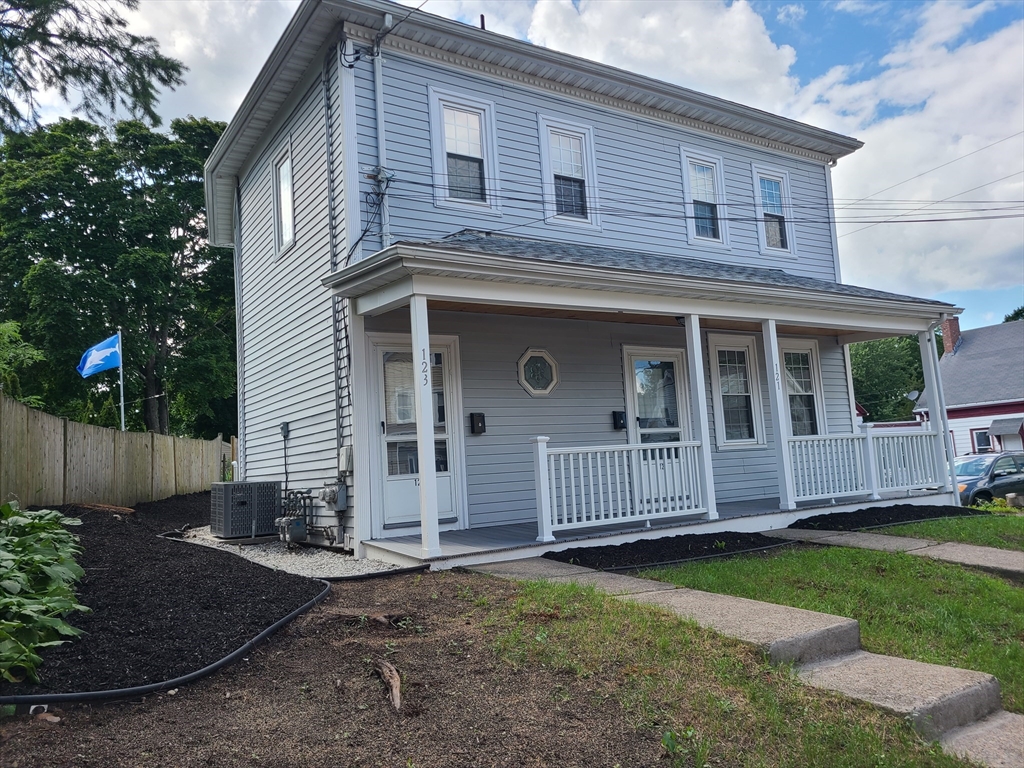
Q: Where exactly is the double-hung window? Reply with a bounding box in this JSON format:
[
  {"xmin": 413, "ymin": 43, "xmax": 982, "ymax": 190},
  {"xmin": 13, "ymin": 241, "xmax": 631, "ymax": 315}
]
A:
[
  {"xmin": 680, "ymin": 148, "xmax": 728, "ymax": 246},
  {"xmin": 273, "ymin": 144, "xmax": 295, "ymax": 254},
  {"xmin": 708, "ymin": 334, "xmax": 765, "ymax": 448},
  {"xmin": 429, "ymin": 88, "xmax": 499, "ymax": 212},
  {"xmin": 538, "ymin": 116, "xmax": 599, "ymax": 228},
  {"xmin": 780, "ymin": 341, "xmax": 825, "ymax": 437},
  {"xmin": 751, "ymin": 163, "xmax": 795, "ymax": 256}
]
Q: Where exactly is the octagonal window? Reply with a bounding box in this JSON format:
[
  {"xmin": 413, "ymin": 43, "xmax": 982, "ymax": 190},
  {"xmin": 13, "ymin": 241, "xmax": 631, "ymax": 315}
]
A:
[{"xmin": 518, "ymin": 348, "xmax": 559, "ymax": 396}]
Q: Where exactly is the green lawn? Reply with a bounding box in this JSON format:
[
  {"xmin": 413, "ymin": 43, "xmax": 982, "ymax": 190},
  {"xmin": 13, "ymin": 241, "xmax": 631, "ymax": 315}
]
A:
[
  {"xmin": 878, "ymin": 514, "xmax": 1024, "ymax": 551},
  {"xmin": 643, "ymin": 547, "xmax": 1024, "ymax": 715},
  {"xmin": 492, "ymin": 579, "xmax": 968, "ymax": 767}
]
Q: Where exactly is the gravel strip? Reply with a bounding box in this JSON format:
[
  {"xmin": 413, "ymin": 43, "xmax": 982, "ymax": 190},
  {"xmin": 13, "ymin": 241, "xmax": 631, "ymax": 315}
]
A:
[{"xmin": 181, "ymin": 526, "xmax": 400, "ymax": 578}]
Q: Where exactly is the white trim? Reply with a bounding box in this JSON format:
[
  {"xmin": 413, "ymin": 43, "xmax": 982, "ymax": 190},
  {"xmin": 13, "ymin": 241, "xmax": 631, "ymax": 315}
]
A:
[
  {"xmin": 272, "ymin": 138, "xmax": 296, "ymax": 257},
  {"xmin": 517, "ymin": 348, "xmax": 560, "ymax": 396},
  {"xmin": 824, "ymin": 163, "xmax": 842, "ymax": 282},
  {"xmin": 622, "ymin": 346, "xmax": 691, "ymax": 443},
  {"xmin": 778, "ymin": 338, "xmax": 827, "ymax": 436},
  {"xmin": 750, "ymin": 162, "xmax": 797, "ymax": 259},
  {"xmin": 707, "ymin": 333, "xmax": 766, "ymax": 449},
  {"xmin": 679, "ymin": 147, "xmax": 730, "ymax": 249},
  {"xmin": 537, "ymin": 114, "xmax": 601, "ymax": 230},
  {"xmin": 365, "ymin": 331, "xmax": 469, "ymax": 540},
  {"xmin": 340, "ymin": 40, "xmax": 363, "ymax": 260},
  {"xmin": 349, "ymin": 311, "xmax": 372, "ymax": 557},
  {"xmin": 843, "ymin": 343, "xmax": 859, "ymax": 429},
  {"xmin": 428, "ymin": 86, "xmax": 502, "ymax": 215},
  {"xmin": 761, "ymin": 319, "xmax": 796, "ymax": 509}
]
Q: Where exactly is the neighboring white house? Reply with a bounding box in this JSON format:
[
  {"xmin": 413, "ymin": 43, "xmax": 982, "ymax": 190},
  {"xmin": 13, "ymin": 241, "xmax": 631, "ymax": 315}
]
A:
[
  {"xmin": 916, "ymin": 318, "xmax": 1024, "ymax": 455},
  {"xmin": 204, "ymin": 0, "xmax": 960, "ymax": 567}
]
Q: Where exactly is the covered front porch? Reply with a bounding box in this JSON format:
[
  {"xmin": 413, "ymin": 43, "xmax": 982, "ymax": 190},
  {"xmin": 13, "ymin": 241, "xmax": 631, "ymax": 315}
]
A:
[{"xmin": 323, "ymin": 232, "xmax": 960, "ymax": 567}]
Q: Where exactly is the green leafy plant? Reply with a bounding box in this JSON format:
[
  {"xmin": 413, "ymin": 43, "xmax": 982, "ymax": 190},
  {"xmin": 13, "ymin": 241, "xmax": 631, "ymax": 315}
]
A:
[
  {"xmin": 971, "ymin": 497, "xmax": 1012, "ymax": 513},
  {"xmin": 0, "ymin": 501, "xmax": 89, "ymax": 683}
]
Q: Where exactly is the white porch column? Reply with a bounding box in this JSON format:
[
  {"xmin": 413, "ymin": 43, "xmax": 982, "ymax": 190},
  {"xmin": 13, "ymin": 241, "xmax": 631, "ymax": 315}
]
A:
[
  {"xmin": 682, "ymin": 314, "xmax": 718, "ymax": 519},
  {"xmin": 762, "ymin": 319, "xmax": 796, "ymax": 510},
  {"xmin": 409, "ymin": 294, "xmax": 442, "ymax": 557},
  {"xmin": 920, "ymin": 328, "xmax": 959, "ymax": 499},
  {"xmin": 349, "ymin": 310, "xmax": 372, "ymax": 558}
]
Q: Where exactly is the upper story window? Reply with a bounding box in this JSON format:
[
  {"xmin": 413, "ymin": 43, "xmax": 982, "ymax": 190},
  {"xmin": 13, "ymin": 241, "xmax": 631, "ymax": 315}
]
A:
[
  {"xmin": 429, "ymin": 88, "xmax": 500, "ymax": 213},
  {"xmin": 538, "ymin": 115, "xmax": 600, "ymax": 229},
  {"xmin": 680, "ymin": 148, "xmax": 729, "ymax": 247},
  {"xmin": 708, "ymin": 334, "xmax": 765, "ymax": 449},
  {"xmin": 751, "ymin": 163, "xmax": 796, "ymax": 256},
  {"xmin": 273, "ymin": 145, "xmax": 295, "ymax": 254}
]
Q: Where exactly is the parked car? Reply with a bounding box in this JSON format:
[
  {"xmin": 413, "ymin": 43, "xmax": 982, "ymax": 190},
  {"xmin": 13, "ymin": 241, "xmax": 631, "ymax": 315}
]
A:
[{"xmin": 954, "ymin": 452, "xmax": 1024, "ymax": 506}]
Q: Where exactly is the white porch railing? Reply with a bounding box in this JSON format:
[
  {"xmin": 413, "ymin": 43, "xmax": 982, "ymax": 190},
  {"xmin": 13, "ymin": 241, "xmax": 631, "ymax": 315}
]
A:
[
  {"xmin": 533, "ymin": 438, "xmax": 706, "ymax": 542},
  {"xmin": 788, "ymin": 427, "xmax": 945, "ymax": 503}
]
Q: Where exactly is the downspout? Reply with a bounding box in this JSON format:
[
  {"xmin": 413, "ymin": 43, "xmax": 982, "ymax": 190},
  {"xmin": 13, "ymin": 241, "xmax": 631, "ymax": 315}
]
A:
[
  {"xmin": 232, "ymin": 181, "xmax": 246, "ymax": 481},
  {"xmin": 372, "ymin": 15, "xmax": 392, "ymax": 247},
  {"xmin": 929, "ymin": 316, "xmax": 960, "ymax": 504}
]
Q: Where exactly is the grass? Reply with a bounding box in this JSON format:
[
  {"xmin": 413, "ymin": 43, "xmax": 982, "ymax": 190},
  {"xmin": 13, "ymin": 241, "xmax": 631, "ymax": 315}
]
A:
[
  {"xmin": 644, "ymin": 547, "xmax": 1024, "ymax": 715},
  {"xmin": 490, "ymin": 579, "xmax": 970, "ymax": 767},
  {"xmin": 877, "ymin": 513, "xmax": 1024, "ymax": 551}
]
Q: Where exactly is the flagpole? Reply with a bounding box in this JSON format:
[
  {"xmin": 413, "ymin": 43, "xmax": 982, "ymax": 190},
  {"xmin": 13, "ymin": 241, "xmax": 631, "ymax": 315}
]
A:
[{"xmin": 117, "ymin": 328, "xmax": 126, "ymax": 432}]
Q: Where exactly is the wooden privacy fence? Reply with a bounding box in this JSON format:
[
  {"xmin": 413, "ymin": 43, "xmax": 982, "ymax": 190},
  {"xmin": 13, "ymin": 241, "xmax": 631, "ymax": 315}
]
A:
[{"xmin": 0, "ymin": 392, "xmax": 226, "ymax": 509}]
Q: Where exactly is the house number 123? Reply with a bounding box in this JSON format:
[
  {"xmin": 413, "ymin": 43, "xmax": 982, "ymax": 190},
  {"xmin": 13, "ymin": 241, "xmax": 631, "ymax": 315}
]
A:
[{"xmin": 421, "ymin": 349, "xmax": 429, "ymax": 386}]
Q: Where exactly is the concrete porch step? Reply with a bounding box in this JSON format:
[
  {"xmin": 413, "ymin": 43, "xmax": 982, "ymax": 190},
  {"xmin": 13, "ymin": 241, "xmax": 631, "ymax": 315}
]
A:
[
  {"xmin": 798, "ymin": 650, "xmax": 1002, "ymax": 740},
  {"xmin": 941, "ymin": 710, "xmax": 1024, "ymax": 768}
]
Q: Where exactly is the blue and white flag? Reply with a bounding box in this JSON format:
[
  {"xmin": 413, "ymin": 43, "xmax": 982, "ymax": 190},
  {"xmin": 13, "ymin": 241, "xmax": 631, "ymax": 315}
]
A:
[{"xmin": 77, "ymin": 334, "xmax": 121, "ymax": 378}]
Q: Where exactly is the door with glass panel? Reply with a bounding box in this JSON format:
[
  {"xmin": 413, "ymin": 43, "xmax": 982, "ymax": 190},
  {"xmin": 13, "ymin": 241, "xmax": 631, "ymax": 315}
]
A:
[
  {"xmin": 378, "ymin": 346, "xmax": 456, "ymax": 529},
  {"xmin": 625, "ymin": 350, "xmax": 695, "ymax": 515}
]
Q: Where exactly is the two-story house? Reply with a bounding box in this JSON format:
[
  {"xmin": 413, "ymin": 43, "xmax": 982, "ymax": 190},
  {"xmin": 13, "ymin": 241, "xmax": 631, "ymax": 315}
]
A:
[{"xmin": 204, "ymin": 0, "xmax": 961, "ymax": 567}]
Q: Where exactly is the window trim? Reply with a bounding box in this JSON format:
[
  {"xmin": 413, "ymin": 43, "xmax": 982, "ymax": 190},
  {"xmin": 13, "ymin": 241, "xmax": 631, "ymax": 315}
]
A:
[
  {"xmin": 272, "ymin": 139, "xmax": 295, "ymax": 257},
  {"xmin": 537, "ymin": 115, "xmax": 601, "ymax": 229},
  {"xmin": 428, "ymin": 87, "xmax": 501, "ymax": 214},
  {"xmin": 680, "ymin": 147, "xmax": 730, "ymax": 248},
  {"xmin": 778, "ymin": 339, "xmax": 827, "ymax": 437},
  {"xmin": 518, "ymin": 348, "xmax": 560, "ymax": 397},
  {"xmin": 750, "ymin": 163, "xmax": 797, "ymax": 258},
  {"xmin": 708, "ymin": 333, "xmax": 765, "ymax": 450}
]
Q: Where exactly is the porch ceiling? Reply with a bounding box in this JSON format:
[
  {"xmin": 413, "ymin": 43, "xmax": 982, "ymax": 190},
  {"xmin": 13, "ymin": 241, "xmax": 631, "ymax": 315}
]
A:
[{"xmin": 322, "ymin": 232, "xmax": 959, "ymax": 336}]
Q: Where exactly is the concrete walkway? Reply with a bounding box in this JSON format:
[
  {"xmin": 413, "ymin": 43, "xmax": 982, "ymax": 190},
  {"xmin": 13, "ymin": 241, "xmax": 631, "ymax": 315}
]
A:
[
  {"xmin": 470, "ymin": 557, "xmax": 1024, "ymax": 768},
  {"xmin": 761, "ymin": 529, "xmax": 1024, "ymax": 581}
]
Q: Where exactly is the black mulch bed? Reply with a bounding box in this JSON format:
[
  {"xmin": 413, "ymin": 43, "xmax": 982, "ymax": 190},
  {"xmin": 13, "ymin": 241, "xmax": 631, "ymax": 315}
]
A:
[
  {"xmin": 792, "ymin": 503, "xmax": 985, "ymax": 531},
  {"xmin": 543, "ymin": 531, "xmax": 787, "ymax": 571},
  {"xmin": 1, "ymin": 493, "xmax": 324, "ymax": 697},
  {"xmin": 543, "ymin": 504, "xmax": 975, "ymax": 571}
]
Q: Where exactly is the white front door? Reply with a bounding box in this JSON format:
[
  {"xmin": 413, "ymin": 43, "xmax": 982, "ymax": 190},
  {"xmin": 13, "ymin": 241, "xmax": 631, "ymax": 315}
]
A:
[
  {"xmin": 623, "ymin": 348, "xmax": 695, "ymax": 515},
  {"xmin": 377, "ymin": 344, "xmax": 458, "ymax": 529}
]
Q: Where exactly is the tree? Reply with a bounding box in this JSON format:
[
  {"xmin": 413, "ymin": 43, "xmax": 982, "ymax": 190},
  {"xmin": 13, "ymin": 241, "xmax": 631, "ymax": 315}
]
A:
[
  {"xmin": 1005, "ymin": 306, "xmax": 1024, "ymax": 323},
  {"xmin": 0, "ymin": 320, "xmax": 43, "ymax": 406},
  {"xmin": 849, "ymin": 336, "xmax": 928, "ymax": 422},
  {"xmin": 0, "ymin": 117, "xmax": 235, "ymax": 436},
  {"xmin": 0, "ymin": 1, "xmax": 185, "ymax": 134}
]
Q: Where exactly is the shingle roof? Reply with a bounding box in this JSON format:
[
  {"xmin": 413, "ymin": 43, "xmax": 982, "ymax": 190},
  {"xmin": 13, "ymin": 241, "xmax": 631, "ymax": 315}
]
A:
[
  {"xmin": 401, "ymin": 230, "xmax": 954, "ymax": 307},
  {"xmin": 989, "ymin": 417, "xmax": 1024, "ymax": 436},
  {"xmin": 918, "ymin": 320, "xmax": 1024, "ymax": 410}
]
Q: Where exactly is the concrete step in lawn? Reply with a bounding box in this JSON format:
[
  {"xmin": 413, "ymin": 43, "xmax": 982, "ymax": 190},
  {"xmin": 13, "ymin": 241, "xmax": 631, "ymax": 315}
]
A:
[
  {"xmin": 762, "ymin": 529, "xmax": 1024, "ymax": 581},
  {"xmin": 798, "ymin": 650, "xmax": 1002, "ymax": 740},
  {"xmin": 469, "ymin": 557, "xmax": 1023, "ymax": 767}
]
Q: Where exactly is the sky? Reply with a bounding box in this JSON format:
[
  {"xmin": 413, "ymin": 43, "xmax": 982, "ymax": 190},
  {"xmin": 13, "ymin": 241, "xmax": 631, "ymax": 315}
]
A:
[{"xmin": 44, "ymin": 0, "xmax": 1024, "ymax": 330}]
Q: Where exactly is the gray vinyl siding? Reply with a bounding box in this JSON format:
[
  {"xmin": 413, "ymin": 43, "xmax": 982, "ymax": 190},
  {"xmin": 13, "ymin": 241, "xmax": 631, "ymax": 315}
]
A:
[
  {"xmin": 351, "ymin": 53, "xmax": 838, "ymax": 282},
  {"xmin": 365, "ymin": 311, "xmax": 856, "ymax": 527},
  {"xmin": 237, "ymin": 78, "xmax": 339, "ymax": 502}
]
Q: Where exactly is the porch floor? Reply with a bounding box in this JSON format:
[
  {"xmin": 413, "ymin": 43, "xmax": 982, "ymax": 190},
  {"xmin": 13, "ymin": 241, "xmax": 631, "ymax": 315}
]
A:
[{"xmin": 363, "ymin": 492, "xmax": 956, "ymax": 569}]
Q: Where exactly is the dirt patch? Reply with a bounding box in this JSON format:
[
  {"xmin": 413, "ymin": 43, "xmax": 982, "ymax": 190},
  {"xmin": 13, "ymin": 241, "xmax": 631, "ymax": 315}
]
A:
[
  {"xmin": 543, "ymin": 531, "xmax": 785, "ymax": 571},
  {"xmin": 792, "ymin": 503, "xmax": 985, "ymax": 531},
  {"xmin": 0, "ymin": 573, "xmax": 665, "ymax": 768},
  {"xmin": 0, "ymin": 493, "xmax": 323, "ymax": 695}
]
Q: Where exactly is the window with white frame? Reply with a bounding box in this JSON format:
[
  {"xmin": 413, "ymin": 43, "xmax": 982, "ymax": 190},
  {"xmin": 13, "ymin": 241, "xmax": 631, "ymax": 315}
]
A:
[
  {"xmin": 972, "ymin": 429, "xmax": 992, "ymax": 453},
  {"xmin": 780, "ymin": 341, "xmax": 825, "ymax": 437},
  {"xmin": 680, "ymin": 149, "xmax": 728, "ymax": 246},
  {"xmin": 751, "ymin": 163, "xmax": 795, "ymax": 255},
  {"xmin": 708, "ymin": 334, "xmax": 764, "ymax": 448},
  {"xmin": 538, "ymin": 116, "xmax": 599, "ymax": 227},
  {"xmin": 273, "ymin": 146, "xmax": 295, "ymax": 253},
  {"xmin": 428, "ymin": 88, "xmax": 499, "ymax": 211}
]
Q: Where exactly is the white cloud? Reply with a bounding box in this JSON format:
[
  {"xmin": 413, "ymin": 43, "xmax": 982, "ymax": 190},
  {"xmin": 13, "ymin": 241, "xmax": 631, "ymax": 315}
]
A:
[
  {"xmin": 835, "ymin": 0, "xmax": 887, "ymax": 15},
  {"xmin": 777, "ymin": 4, "xmax": 807, "ymax": 26}
]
